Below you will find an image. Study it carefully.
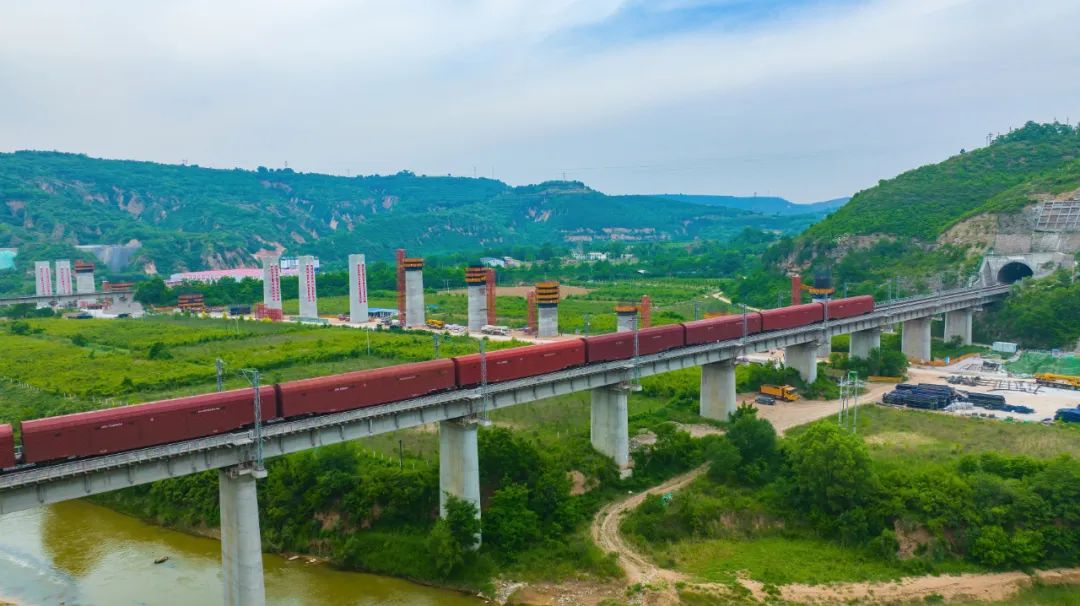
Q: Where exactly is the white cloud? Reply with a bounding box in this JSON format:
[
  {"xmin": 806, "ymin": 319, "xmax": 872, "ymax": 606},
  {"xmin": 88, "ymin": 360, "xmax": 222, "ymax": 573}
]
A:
[{"xmin": 1, "ymin": 0, "xmax": 1078, "ymax": 200}]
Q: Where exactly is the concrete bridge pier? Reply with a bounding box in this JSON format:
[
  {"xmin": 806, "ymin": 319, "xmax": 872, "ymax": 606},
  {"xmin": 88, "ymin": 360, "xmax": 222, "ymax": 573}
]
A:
[
  {"xmin": 943, "ymin": 309, "xmax": 973, "ymax": 345},
  {"xmin": 219, "ymin": 465, "xmax": 267, "ymax": 606},
  {"xmin": 849, "ymin": 328, "xmax": 881, "ymax": 360},
  {"xmin": 439, "ymin": 418, "xmax": 481, "ymax": 532},
  {"xmin": 700, "ymin": 360, "xmax": 737, "ymax": 420},
  {"xmin": 591, "ymin": 385, "xmax": 631, "ymax": 477},
  {"xmin": 784, "ymin": 341, "xmax": 818, "ymax": 384},
  {"xmin": 902, "ymin": 317, "xmax": 932, "ymax": 361}
]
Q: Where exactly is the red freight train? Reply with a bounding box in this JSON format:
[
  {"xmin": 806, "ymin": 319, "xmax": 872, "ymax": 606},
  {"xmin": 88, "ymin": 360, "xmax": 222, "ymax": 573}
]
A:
[
  {"xmin": 585, "ymin": 324, "xmax": 685, "ymax": 363},
  {"xmin": 279, "ymin": 359, "xmax": 455, "ymax": 417},
  {"xmin": 0, "ymin": 424, "xmax": 14, "ymax": 469},
  {"xmin": 759, "ymin": 302, "xmax": 825, "ymax": 331},
  {"xmin": 683, "ymin": 314, "xmax": 763, "ymax": 345},
  {"xmin": 826, "ymin": 295, "xmax": 875, "ymax": 320},
  {"xmin": 454, "ymin": 339, "xmax": 587, "ymax": 386},
  {"xmin": 1, "ymin": 296, "xmax": 876, "ymax": 470},
  {"xmin": 20, "ymin": 387, "xmax": 278, "ymax": 464}
]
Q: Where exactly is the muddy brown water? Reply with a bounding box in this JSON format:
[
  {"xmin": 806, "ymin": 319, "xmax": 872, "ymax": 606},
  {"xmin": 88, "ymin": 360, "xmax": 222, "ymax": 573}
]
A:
[{"xmin": 0, "ymin": 501, "xmax": 482, "ymax": 606}]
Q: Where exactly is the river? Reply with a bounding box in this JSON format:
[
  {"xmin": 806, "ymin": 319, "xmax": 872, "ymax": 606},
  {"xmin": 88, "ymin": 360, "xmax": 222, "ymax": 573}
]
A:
[{"xmin": 0, "ymin": 501, "xmax": 483, "ymax": 606}]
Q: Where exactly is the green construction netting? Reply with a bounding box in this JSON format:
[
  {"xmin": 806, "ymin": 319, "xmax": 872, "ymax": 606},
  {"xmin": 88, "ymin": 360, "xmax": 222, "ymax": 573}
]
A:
[{"xmin": 1007, "ymin": 352, "xmax": 1080, "ymax": 376}]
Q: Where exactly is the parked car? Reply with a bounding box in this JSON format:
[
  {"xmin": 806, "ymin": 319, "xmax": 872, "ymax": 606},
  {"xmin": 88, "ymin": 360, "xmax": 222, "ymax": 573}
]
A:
[{"xmin": 755, "ymin": 395, "xmax": 776, "ymax": 405}]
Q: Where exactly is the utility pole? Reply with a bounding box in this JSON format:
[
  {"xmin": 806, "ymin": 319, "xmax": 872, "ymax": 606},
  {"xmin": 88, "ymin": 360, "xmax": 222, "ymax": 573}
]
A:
[
  {"xmin": 239, "ymin": 369, "xmax": 265, "ymax": 472},
  {"xmin": 433, "ymin": 333, "xmax": 440, "ymax": 358},
  {"xmin": 479, "ymin": 339, "xmax": 489, "ymax": 422},
  {"xmin": 216, "ymin": 358, "xmax": 224, "ymax": 392}
]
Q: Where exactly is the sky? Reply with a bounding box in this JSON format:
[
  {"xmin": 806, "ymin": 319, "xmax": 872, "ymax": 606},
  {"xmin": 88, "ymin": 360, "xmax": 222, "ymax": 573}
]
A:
[{"xmin": 1, "ymin": 0, "xmax": 1079, "ymax": 202}]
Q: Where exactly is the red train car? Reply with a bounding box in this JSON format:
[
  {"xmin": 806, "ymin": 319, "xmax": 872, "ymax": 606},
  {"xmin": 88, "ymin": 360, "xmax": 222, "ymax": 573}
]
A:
[
  {"xmin": 683, "ymin": 314, "xmax": 763, "ymax": 346},
  {"xmin": 454, "ymin": 340, "xmax": 587, "ymax": 387},
  {"xmin": 0, "ymin": 424, "xmax": 14, "ymax": 469},
  {"xmin": 278, "ymin": 359, "xmax": 455, "ymax": 417},
  {"xmin": 760, "ymin": 302, "xmax": 824, "ymax": 331},
  {"xmin": 585, "ymin": 325, "xmax": 685, "ymax": 364},
  {"xmin": 20, "ymin": 387, "xmax": 278, "ymax": 464},
  {"xmin": 826, "ymin": 295, "xmax": 875, "ymax": 320}
]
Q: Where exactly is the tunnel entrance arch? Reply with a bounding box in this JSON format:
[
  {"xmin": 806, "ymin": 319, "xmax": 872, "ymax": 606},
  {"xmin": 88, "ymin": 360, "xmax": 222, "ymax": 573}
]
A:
[{"xmin": 997, "ymin": 261, "xmax": 1034, "ymax": 284}]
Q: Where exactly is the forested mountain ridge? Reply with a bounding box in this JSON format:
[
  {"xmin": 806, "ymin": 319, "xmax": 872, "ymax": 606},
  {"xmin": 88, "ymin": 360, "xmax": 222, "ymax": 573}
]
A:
[
  {"xmin": 772, "ymin": 121, "xmax": 1080, "ymax": 289},
  {"xmin": 658, "ymin": 194, "xmax": 849, "ymax": 215},
  {"xmin": 0, "ymin": 151, "xmax": 822, "ymax": 275}
]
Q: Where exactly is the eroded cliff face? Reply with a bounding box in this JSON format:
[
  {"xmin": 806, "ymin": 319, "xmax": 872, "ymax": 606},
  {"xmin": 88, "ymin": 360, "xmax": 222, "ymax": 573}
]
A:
[{"xmin": 939, "ymin": 188, "xmax": 1080, "ymax": 256}]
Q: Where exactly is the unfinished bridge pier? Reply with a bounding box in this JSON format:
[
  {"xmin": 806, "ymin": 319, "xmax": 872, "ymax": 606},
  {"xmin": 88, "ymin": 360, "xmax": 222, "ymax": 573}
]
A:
[
  {"xmin": 404, "ymin": 258, "xmax": 426, "ymax": 328},
  {"xmin": 615, "ymin": 304, "xmax": 639, "ymax": 333},
  {"xmin": 536, "ymin": 282, "xmax": 560, "ymax": 338},
  {"xmin": 700, "ymin": 360, "xmax": 737, "ymax": 420},
  {"xmin": 219, "ymin": 464, "xmax": 267, "ymax": 606},
  {"xmin": 465, "ymin": 266, "xmax": 488, "ymax": 332}
]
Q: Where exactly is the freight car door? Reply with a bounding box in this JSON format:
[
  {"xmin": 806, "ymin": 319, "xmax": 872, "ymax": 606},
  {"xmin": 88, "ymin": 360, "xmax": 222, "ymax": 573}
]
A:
[
  {"xmin": 191, "ymin": 404, "xmax": 240, "ymax": 435},
  {"xmin": 90, "ymin": 420, "xmax": 141, "ymax": 456}
]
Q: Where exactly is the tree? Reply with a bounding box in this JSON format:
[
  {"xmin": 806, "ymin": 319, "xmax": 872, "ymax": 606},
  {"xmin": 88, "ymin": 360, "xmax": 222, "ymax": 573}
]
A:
[
  {"xmin": 428, "ymin": 520, "xmax": 463, "ymax": 578},
  {"xmin": 704, "ymin": 436, "xmax": 742, "ymax": 484},
  {"xmin": 444, "ymin": 494, "xmax": 480, "ymax": 551},
  {"xmin": 725, "ymin": 406, "xmax": 779, "ymax": 485},
  {"xmin": 479, "ymin": 427, "xmax": 541, "ymax": 489},
  {"xmin": 147, "ymin": 341, "xmax": 172, "ymax": 360},
  {"xmin": 783, "ymin": 423, "xmax": 879, "ymax": 539},
  {"xmin": 428, "ymin": 495, "xmax": 480, "ymax": 578},
  {"xmin": 970, "ymin": 525, "xmax": 1011, "ymax": 567},
  {"xmin": 135, "ymin": 277, "xmax": 170, "ymax": 305},
  {"xmin": 483, "ymin": 483, "xmax": 540, "ymax": 554}
]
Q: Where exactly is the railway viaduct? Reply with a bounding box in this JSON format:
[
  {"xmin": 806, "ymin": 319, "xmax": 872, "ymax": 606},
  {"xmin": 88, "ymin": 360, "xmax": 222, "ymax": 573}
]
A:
[{"xmin": 0, "ymin": 285, "xmax": 1009, "ymax": 605}]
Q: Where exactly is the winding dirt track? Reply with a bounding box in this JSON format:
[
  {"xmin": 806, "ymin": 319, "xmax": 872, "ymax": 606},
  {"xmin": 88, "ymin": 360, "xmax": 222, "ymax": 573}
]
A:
[{"xmin": 589, "ymin": 464, "xmax": 707, "ymax": 586}]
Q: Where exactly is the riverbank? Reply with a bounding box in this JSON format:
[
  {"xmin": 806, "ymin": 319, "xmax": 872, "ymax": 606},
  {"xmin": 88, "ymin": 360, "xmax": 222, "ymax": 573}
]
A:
[{"xmin": 0, "ymin": 502, "xmax": 483, "ymax": 606}]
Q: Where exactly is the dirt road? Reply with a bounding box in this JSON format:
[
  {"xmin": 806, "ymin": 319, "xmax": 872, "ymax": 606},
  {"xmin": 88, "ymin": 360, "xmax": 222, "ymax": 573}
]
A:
[
  {"xmin": 738, "ymin": 567, "xmax": 1080, "ymax": 604},
  {"xmin": 590, "ymin": 465, "xmax": 706, "ymax": 586}
]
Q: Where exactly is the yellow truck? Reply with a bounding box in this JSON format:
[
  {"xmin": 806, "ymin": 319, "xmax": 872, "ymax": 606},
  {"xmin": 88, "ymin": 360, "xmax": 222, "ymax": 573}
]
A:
[
  {"xmin": 425, "ymin": 319, "xmax": 446, "ymax": 329},
  {"xmin": 760, "ymin": 384, "xmax": 799, "ymax": 402}
]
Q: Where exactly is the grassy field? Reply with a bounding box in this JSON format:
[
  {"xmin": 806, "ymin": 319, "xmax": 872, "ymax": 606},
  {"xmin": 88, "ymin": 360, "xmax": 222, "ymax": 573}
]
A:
[
  {"xmin": 851, "ymin": 404, "xmax": 1080, "ymax": 461},
  {"xmin": 665, "ymin": 535, "xmax": 981, "ymax": 586}
]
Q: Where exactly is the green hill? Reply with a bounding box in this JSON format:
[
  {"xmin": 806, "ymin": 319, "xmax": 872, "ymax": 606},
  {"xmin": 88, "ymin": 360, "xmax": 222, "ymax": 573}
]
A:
[
  {"xmin": 784, "ymin": 121, "xmax": 1080, "ymax": 287},
  {"xmin": 0, "ymin": 151, "xmax": 821, "ymax": 276},
  {"xmin": 659, "ymin": 194, "xmax": 849, "ymax": 216}
]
